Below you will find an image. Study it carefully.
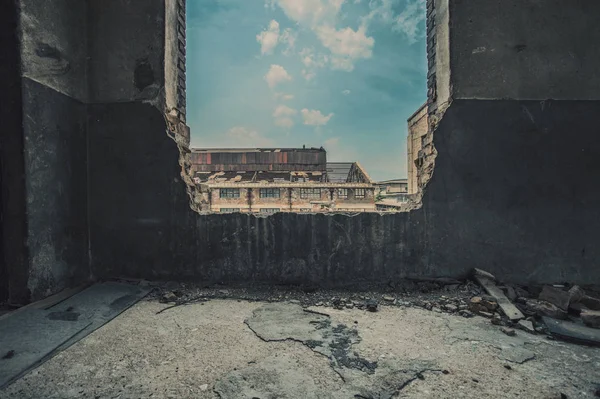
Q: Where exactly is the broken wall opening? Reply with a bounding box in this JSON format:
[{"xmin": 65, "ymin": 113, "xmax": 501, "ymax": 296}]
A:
[{"xmin": 179, "ymin": 0, "xmax": 436, "ymax": 216}]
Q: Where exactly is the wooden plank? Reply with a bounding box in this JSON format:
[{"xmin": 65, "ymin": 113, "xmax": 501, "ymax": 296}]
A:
[{"xmin": 474, "ymin": 275, "xmax": 524, "ymax": 321}]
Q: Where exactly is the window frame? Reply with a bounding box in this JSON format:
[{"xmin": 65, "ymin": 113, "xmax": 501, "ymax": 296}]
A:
[
  {"xmin": 337, "ymin": 188, "xmax": 348, "ymax": 199},
  {"xmin": 300, "ymin": 188, "xmax": 321, "ymax": 199},
  {"xmin": 259, "ymin": 188, "xmax": 281, "ymax": 198},
  {"xmin": 219, "ymin": 188, "xmax": 240, "ymax": 198},
  {"xmin": 219, "ymin": 208, "xmax": 240, "ymax": 213},
  {"xmin": 354, "ymin": 188, "xmax": 366, "ymax": 199}
]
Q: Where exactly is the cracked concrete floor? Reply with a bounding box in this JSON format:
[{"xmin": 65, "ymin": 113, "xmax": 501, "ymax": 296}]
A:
[{"xmin": 1, "ymin": 299, "xmax": 599, "ymax": 398}]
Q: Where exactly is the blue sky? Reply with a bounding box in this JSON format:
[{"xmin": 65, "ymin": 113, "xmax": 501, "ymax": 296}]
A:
[{"xmin": 186, "ymin": 0, "xmax": 427, "ymax": 181}]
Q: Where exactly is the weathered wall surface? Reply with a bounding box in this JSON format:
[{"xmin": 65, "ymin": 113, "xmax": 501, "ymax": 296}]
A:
[
  {"xmin": 87, "ymin": 99, "xmax": 600, "ymax": 286},
  {"xmin": 19, "ymin": 0, "xmax": 88, "ymax": 101},
  {"xmin": 87, "ymin": 0, "xmax": 166, "ymax": 104},
  {"xmin": 449, "ymin": 0, "xmax": 600, "ymax": 100},
  {"xmin": 7, "ymin": 0, "xmax": 600, "ymax": 303},
  {"xmin": 18, "ymin": 0, "xmax": 90, "ymax": 300}
]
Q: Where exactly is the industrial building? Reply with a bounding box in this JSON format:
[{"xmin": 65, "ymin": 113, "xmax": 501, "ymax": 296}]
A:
[{"xmin": 190, "ymin": 148, "xmax": 376, "ymax": 213}]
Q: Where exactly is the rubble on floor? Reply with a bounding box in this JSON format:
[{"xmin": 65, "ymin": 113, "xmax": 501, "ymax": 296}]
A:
[{"xmin": 134, "ymin": 269, "xmax": 600, "ymax": 346}]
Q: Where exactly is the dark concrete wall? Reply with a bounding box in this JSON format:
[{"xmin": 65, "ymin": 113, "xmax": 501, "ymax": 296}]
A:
[
  {"xmin": 22, "ymin": 79, "xmax": 89, "ymax": 299},
  {"xmin": 15, "ymin": 0, "xmax": 90, "ymax": 302},
  {"xmin": 87, "ymin": 0, "xmax": 166, "ymax": 103},
  {"xmin": 87, "ymin": 99, "xmax": 600, "ymax": 286},
  {"xmin": 449, "ymin": 0, "xmax": 600, "ymax": 100},
  {"xmin": 1, "ymin": 0, "xmax": 27, "ymax": 303}
]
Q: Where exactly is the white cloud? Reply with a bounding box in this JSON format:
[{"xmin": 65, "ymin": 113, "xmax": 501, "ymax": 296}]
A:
[
  {"xmin": 301, "ymin": 69, "xmax": 316, "ymax": 81},
  {"xmin": 273, "ymin": 105, "xmax": 297, "ymax": 128},
  {"xmin": 362, "ymin": 0, "xmax": 427, "ymax": 44},
  {"xmin": 274, "ymin": 117, "xmax": 295, "ymax": 128},
  {"xmin": 299, "ymin": 48, "xmax": 328, "ymax": 68},
  {"xmin": 342, "ymin": 89, "xmax": 351, "ymax": 95},
  {"xmin": 226, "ymin": 127, "xmax": 273, "ymax": 147},
  {"xmin": 280, "ymin": 28, "xmax": 298, "ymax": 56},
  {"xmin": 273, "ymin": 105, "xmax": 297, "ymax": 117},
  {"xmin": 268, "ymin": 0, "xmax": 345, "ymax": 27},
  {"xmin": 315, "ymin": 25, "xmax": 374, "ymax": 71},
  {"xmin": 392, "ymin": 0, "xmax": 426, "ymax": 44},
  {"xmin": 264, "ymin": 64, "xmax": 292, "ymax": 88},
  {"xmin": 275, "ymin": 92, "xmax": 295, "ymax": 101},
  {"xmin": 301, "ymin": 108, "xmax": 333, "ymax": 126},
  {"xmin": 256, "ymin": 20, "xmax": 280, "ymax": 55}
]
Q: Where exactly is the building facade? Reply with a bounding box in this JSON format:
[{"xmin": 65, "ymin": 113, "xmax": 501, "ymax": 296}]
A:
[
  {"xmin": 407, "ymin": 103, "xmax": 429, "ymax": 195},
  {"xmin": 190, "ymin": 148, "xmax": 376, "ymax": 213}
]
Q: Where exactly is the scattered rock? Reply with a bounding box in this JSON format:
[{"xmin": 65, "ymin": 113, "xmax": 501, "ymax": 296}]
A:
[
  {"xmin": 539, "ymin": 286, "xmax": 570, "ymax": 311},
  {"xmin": 443, "ymin": 304, "xmax": 458, "ymax": 312},
  {"xmin": 581, "ymin": 309, "xmax": 600, "ymax": 329},
  {"xmin": 432, "ymin": 307, "xmax": 442, "ymax": 313},
  {"xmin": 525, "ymin": 299, "xmax": 568, "ymax": 320},
  {"xmin": 383, "ymin": 296, "xmax": 395, "ymax": 302},
  {"xmin": 219, "ymin": 289, "xmax": 229, "ymax": 296},
  {"xmin": 199, "ymin": 384, "xmax": 208, "ymax": 391},
  {"xmin": 568, "ymin": 285, "xmax": 585, "ymax": 304},
  {"xmin": 491, "ymin": 314, "xmax": 503, "ymax": 325},
  {"xmin": 160, "ymin": 291, "xmax": 178, "ymax": 303},
  {"xmin": 366, "ymin": 300, "xmax": 378, "ymax": 312},
  {"xmin": 518, "ymin": 320, "xmax": 535, "ymax": 333},
  {"xmin": 500, "ymin": 327, "xmax": 516, "ymax": 336},
  {"xmin": 478, "ymin": 311, "xmax": 494, "ymax": 318},
  {"xmin": 459, "ymin": 310, "xmax": 474, "ymax": 318},
  {"xmin": 469, "ymin": 296, "xmax": 498, "ymax": 314},
  {"xmin": 504, "ymin": 365, "xmax": 512, "ymax": 370}
]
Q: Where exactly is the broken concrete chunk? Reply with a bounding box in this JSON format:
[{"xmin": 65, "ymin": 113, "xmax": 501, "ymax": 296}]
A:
[
  {"xmin": 581, "ymin": 295, "xmax": 600, "ymax": 311},
  {"xmin": 538, "ymin": 286, "xmax": 570, "ymax": 311},
  {"xmin": 543, "ymin": 316, "xmax": 600, "ymax": 346},
  {"xmin": 581, "ymin": 309, "xmax": 600, "ymax": 329},
  {"xmin": 568, "ymin": 285, "xmax": 585, "ymax": 304},
  {"xmin": 518, "ymin": 320, "xmax": 535, "ymax": 333},
  {"xmin": 500, "ymin": 327, "xmax": 516, "ymax": 337},
  {"xmin": 525, "ymin": 299, "xmax": 568, "ymax": 320},
  {"xmin": 366, "ymin": 300, "xmax": 378, "ymax": 312},
  {"xmin": 160, "ymin": 291, "xmax": 178, "ymax": 303},
  {"xmin": 459, "ymin": 310, "xmax": 474, "ymax": 318},
  {"xmin": 478, "ymin": 311, "xmax": 494, "ymax": 318},
  {"xmin": 503, "ymin": 286, "xmax": 518, "ymax": 302}
]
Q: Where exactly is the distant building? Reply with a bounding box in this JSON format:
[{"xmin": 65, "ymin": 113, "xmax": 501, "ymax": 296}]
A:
[
  {"xmin": 407, "ymin": 103, "xmax": 429, "ymax": 195},
  {"xmin": 375, "ymin": 178, "xmax": 408, "ymax": 202},
  {"xmin": 189, "ymin": 148, "xmax": 376, "ymax": 213}
]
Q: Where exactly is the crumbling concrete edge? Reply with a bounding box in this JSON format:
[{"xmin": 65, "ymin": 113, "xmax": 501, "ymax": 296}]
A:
[{"xmin": 403, "ymin": 99, "xmax": 451, "ymax": 212}]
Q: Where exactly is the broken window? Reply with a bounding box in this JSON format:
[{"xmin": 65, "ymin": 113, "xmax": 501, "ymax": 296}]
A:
[
  {"xmin": 259, "ymin": 188, "xmax": 281, "ymax": 198},
  {"xmin": 300, "ymin": 188, "xmax": 321, "ymax": 199},
  {"xmin": 220, "ymin": 208, "xmax": 240, "ymax": 213},
  {"xmin": 354, "ymin": 189, "xmax": 366, "ymax": 199},
  {"xmin": 220, "ymin": 188, "xmax": 240, "ymax": 198},
  {"xmin": 338, "ymin": 188, "xmax": 348, "ymax": 199}
]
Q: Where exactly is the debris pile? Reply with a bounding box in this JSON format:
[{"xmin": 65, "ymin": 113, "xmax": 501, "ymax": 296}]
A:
[{"xmin": 466, "ymin": 268, "xmax": 600, "ymax": 346}]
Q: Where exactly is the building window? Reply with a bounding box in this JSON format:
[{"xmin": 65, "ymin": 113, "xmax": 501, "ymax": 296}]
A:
[
  {"xmin": 220, "ymin": 208, "xmax": 240, "ymax": 213},
  {"xmin": 337, "ymin": 188, "xmax": 348, "ymax": 199},
  {"xmin": 260, "ymin": 208, "xmax": 280, "ymax": 214},
  {"xmin": 219, "ymin": 188, "xmax": 240, "ymax": 198},
  {"xmin": 354, "ymin": 188, "xmax": 365, "ymax": 198},
  {"xmin": 259, "ymin": 188, "xmax": 281, "ymax": 198},
  {"xmin": 300, "ymin": 208, "xmax": 312, "ymax": 212},
  {"xmin": 300, "ymin": 188, "xmax": 321, "ymax": 199}
]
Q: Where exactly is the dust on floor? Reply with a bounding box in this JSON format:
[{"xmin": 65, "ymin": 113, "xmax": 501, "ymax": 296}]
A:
[{"xmin": 1, "ymin": 299, "xmax": 599, "ymax": 398}]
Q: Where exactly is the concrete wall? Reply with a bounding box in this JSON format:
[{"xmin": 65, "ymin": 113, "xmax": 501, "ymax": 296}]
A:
[
  {"xmin": 407, "ymin": 105, "xmax": 428, "ymax": 195},
  {"xmin": 6, "ymin": 0, "xmax": 600, "ymax": 303},
  {"xmin": 449, "ymin": 0, "xmax": 600, "ymax": 100},
  {"xmin": 18, "ymin": 0, "xmax": 90, "ymax": 300}
]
